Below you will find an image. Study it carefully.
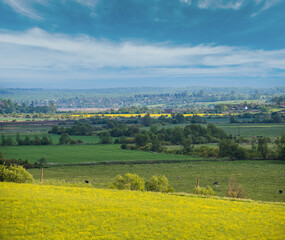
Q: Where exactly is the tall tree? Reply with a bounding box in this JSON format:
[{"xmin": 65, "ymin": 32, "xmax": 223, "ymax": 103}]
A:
[
  {"xmin": 142, "ymin": 113, "xmax": 152, "ymax": 127},
  {"xmin": 257, "ymin": 137, "xmax": 269, "ymax": 159},
  {"xmin": 99, "ymin": 131, "xmax": 112, "ymax": 144},
  {"xmin": 59, "ymin": 133, "xmax": 71, "ymax": 145}
]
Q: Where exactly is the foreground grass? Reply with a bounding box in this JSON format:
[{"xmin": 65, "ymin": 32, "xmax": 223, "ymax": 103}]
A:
[
  {"xmin": 28, "ymin": 160, "xmax": 285, "ymax": 202},
  {"xmin": 1, "ymin": 144, "xmax": 195, "ymax": 164},
  {"xmin": 1, "ymin": 182, "xmax": 284, "ymax": 240}
]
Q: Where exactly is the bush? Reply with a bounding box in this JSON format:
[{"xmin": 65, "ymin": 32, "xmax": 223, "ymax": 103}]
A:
[
  {"xmin": 145, "ymin": 175, "xmax": 174, "ymax": 193},
  {"xmin": 227, "ymin": 177, "xmax": 245, "ymax": 198},
  {"xmin": 109, "ymin": 173, "xmax": 144, "ymax": 191},
  {"xmin": 193, "ymin": 146, "xmax": 219, "ymax": 158},
  {"xmin": 0, "ymin": 158, "xmax": 35, "ymax": 169},
  {"xmin": 0, "ymin": 164, "xmax": 34, "ymax": 183},
  {"xmin": 120, "ymin": 143, "xmax": 127, "ymax": 149},
  {"xmin": 193, "ymin": 186, "xmax": 215, "ymax": 196}
]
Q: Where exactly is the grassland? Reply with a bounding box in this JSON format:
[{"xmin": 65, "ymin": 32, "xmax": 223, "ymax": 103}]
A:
[
  {"xmin": 0, "ymin": 144, "xmax": 195, "ymax": 164},
  {"xmin": 28, "ymin": 160, "xmax": 285, "ymax": 202},
  {"xmin": 216, "ymin": 123, "xmax": 285, "ymax": 137},
  {"xmin": 164, "ymin": 122, "xmax": 285, "ymax": 138},
  {"xmin": 1, "ymin": 182, "xmax": 284, "ymax": 240}
]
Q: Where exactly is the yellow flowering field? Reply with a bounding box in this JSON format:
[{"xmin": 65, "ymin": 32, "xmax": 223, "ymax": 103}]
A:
[
  {"xmin": 70, "ymin": 113, "xmax": 226, "ymax": 118},
  {"xmin": 1, "ymin": 182, "xmax": 284, "ymax": 240}
]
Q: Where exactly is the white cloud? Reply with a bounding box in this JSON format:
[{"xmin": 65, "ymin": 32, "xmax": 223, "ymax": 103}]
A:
[
  {"xmin": 251, "ymin": 0, "xmax": 282, "ymax": 17},
  {"xmin": 74, "ymin": 0, "xmax": 99, "ymax": 8},
  {"xmin": 195, "ymin": 0, "xmax": 281, "ymax": 13},
  {"xmin": 180, "ymin": 0, "xmax": 192, "ymax": 5},
  {"xmin": 197, "ymin": 0, "xmax": 245, "ymax": 10},
  {"xmin": 0, "ymin": 28, "xmax": 284, "ymax": 81},
  {"xmin": 2, "ymin": 0, "xmax": 99, "ymax": 20},
  {"xmin": 2, "ymin": 0, "xmax": 46, "ymax": 20}
]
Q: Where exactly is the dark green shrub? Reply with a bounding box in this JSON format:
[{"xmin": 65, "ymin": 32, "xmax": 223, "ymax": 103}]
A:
[
  {"xmin": 145, "ymin": 175, "xmax": 174, "ymax": 193},
  {"xmin": 0, "ymin": 164, "xmax": 34, "ymax": 183},
  {"xmin": 0, "ymin": 158, "xmax": 35, "ymax": 169},
  {"xmin": 120, "ymin": 143, "xmax": 127, "ymax": 149},
  {"xmin": 109, "ymin": 173, "xmax": 144, "ymax": 191}
]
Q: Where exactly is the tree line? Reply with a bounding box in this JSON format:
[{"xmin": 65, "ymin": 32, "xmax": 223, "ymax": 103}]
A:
[{"xmin": 0, "ymin": 99, "xmax": 57, "ymax": 114}]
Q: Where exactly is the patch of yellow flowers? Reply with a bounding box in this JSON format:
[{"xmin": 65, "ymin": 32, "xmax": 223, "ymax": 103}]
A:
[
  {"xmin": 1, "ymin": 182, "xmax": 284, "ymax": 239},
  {"xmin": 70, "ymin": 113, "xmax": 226, "ymax": 118}
]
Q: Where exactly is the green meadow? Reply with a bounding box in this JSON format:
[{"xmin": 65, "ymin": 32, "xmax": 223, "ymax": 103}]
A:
[
  {"xmin": 28, "ymin": 160, "xmax": 285, "ymax": 202},
  {"xmin": 161, "ymin": 122, "xmax": 285, "ymax": 138},
  {"xmin": 216, "ymin": 123, "xmax": 285, "ymax": 137},
  {"xmin": 0, "ymin": 144, "xmax": 195, "ymax": 165}
]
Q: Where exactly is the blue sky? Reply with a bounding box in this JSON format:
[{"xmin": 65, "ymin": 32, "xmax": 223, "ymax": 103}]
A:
[{"xmin": 0, "ymin": 0, "xmax": 284, "ymax": 88}]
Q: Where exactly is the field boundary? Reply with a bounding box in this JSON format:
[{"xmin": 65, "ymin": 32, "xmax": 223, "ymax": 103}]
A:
[{"xmin": 46, "ymin": 158, "xmax": 268, "ymax": 167}]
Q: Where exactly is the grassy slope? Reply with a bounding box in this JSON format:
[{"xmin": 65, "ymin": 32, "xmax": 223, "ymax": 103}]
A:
[
  {"xmin": 28, "ymin": 160, "xmax": 285, "ymax": 202},
  {"xmin": 1, "ymin": 144, "xmax": 195, "ymax": 164},
  {"xmin": 1, "ymin": 182, "xmax": 284, "ymax": 240}
]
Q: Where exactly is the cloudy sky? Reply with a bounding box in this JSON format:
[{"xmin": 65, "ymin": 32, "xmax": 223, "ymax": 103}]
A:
[{"xmin": 0, "ymin": 0, "xmax": 284, "ymax": 88}]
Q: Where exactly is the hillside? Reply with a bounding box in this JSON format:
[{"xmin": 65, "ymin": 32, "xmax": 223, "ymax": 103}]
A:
[{"xmin": 1, "ymin": 183, "xmax": 284, "ymax": 239}]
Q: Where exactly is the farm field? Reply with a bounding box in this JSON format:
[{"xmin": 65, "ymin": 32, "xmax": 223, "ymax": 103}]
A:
[
  {"xmin": 160, "ymin": 122, "xmax": 285, "ymax": 138},
  {"xmin": 28, "ymin": 160, "xmax": 285, "ymax": 202},
  {"xmin": 1, "ymin": 182, "xmax": 284, "ymax": 240},
  {"xmin": 0, "ymin": 144, "xmax": 196, "ymax": 165},
  {"xmin": 216, "ymin": 123, "xmax": 285, "ymax": 137}
]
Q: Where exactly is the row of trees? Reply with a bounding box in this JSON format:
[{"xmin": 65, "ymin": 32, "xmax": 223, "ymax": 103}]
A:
[
  {"xmin": 0, "ymin": 99, "xmax": 57, "ymax": 114},
  {"xmin": 1, "ymin": 133, "xmax": 84, "ymax": 146},
  {"xmin": 114, "ymin": 124, "xmax": 227, "ymax": 153},
  {"xmin": 0, "ymin": 134, "xmax": 53, "ymax": 146},
  {"xmin": 140, "ymin": 113, "xmax": 206, "ymax": 126},
  {"xmin": 48, "ymin": 122, "xmax": 99, "ymax": 136},
  {"xmin": 219, "ymin": 135, "xmax": 285, "ymax": 160},
  {"xmin": 230, "ymin": 113, "xmax": 284, "ymax": 124}
]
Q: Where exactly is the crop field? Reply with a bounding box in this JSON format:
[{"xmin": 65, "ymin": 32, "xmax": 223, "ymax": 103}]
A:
[
  {"xmin": 216, "ymin": 123, "xmax": 285, "ymax": 137},
  {"xmin": 1, "ymin": 182, "xmax": 284, "ymax": 240},
  {"xmin": 1, "ymin": 144, "xmax": 195, "ymax": 165},
  {"xmin": 69, "ymin": 113, "xmax": 227, "ymax": 118},
  {"xmin": 28, "ymin": 160, "xmax": 285, "ymax": 202},
  {"xmin": 159, "ymin": 122, "xmax": 285, "ymax": 138}
]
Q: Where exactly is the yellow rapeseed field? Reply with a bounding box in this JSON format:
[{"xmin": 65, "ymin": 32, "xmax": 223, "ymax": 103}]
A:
[
  {"xmin": 1, "ymin": 182, "xmax": 284, "ymax": 239},
  {"xmin": 70, "ymin": 113, "xmax": 226, "ymax": 118}
]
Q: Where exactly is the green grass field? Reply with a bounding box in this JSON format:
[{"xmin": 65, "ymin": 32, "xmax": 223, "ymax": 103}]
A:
[
  {"xmin": 216, "ymin": 123, "xmax": 285, "ymax": 137},
  {"xmin": 1, "ymin": 182, "xmax": 284, "ymax": 240},
  {"xmin": 163, "ymin": 122, "xmax": 285, "ymax": 138},
  {"xmin": 28, "ymin": 160, "xmax": 285, "ymax": 202},
  {"xmin": 1, "ymin": 144, "xmax": 195, "ymax": 164}
]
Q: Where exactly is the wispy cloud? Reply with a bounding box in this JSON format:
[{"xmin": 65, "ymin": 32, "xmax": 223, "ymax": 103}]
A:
[
  {"xmin": 197, "ymin": 0, "xmax": 245, "ymax": 10},
  {"xmin": 74, "ymin": 0, "xmax": 99, "ymax": 8},
  {"xmin": 0, "ymin": 28, "xmax": 284, "ymax": 83},
  {"xmin": 180, "ymin": 0, "xmax": 192, "ymax": 5},
  {"xmin": 2, "ymin": 0, "xmax": 99, "ymax": 20},
  {"xmin": 194, "ymin": 0, "xmax": 281, "ymax": 14},
  {"xmin": 2, "ymin": 0, "xmax": 282, "ymax": 22},
  {"xmin": 251, "ymin": 0, "xmax": 282, "ymax": 17},
  {"xmin": 2, "ymin": 0, "xmax": 46, "ymax": 20}
]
